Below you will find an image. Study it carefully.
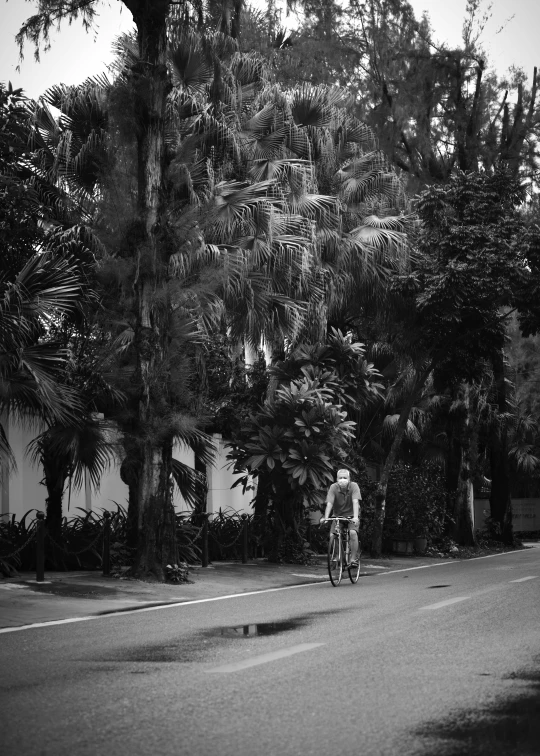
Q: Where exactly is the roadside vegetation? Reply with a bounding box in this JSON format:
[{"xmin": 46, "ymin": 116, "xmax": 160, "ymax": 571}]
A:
[{"xmin": 1, "ymin": 1, "xmax": 540, "ymax": 580}]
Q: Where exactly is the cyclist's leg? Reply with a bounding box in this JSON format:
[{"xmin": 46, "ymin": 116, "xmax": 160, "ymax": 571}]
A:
[
  {"xmin": 348, "ymin": 521, "xmax": 359, "ymax": 562},
  {"xmin": 327, "ymin": 522, "xmax": 342, "ymax": 585}
]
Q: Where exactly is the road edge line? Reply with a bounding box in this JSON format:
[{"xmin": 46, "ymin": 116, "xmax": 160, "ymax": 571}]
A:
[
  {"xmin": 0, "ymin": 580, "xmax": 330, "ymax": 634},
  {"xmin": 377, "ymin": 548, "xmax": 527, "ymax": 575}
]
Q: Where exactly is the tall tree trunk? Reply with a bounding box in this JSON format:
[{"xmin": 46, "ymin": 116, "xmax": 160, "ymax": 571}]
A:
[
  {"xmin": 136, "ymin": 441, "xmax": 176, "ymax": 578},
  {"xmin": 126, "ymin": 1, "xmax": 177, "ymax": 578},
  {"xmin": 193, "ymin": 452, "xmax": 208, "ymax": 517},
  {"xmin": 41, "ymin": 444, "xmax": 70, "ymax": 543},
  {"xmin": 370, "ymin": 366, "xmax": 431, "ymax": 557},
  {"xmin": 450, "ymin": 383, "xmax": 477, "ymax": 546},
  {"xmin": 490, "ymin": 425, "xmax": 513, "ymax": 543},
  {"xmin": 42, "ymin": 453, "xmax": 66, "ymax": 545},
  {"xmin": 489, "ymin": 350, "xmax": 513, "ymax": 544}
]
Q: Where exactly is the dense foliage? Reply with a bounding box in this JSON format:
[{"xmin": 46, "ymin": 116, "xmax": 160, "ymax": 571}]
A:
[
  {"xmin": 3, "ymin": 1, "xmax": 540, "ymax": 574},
  {"xmin": 384, "ymin": 462, "xmax": 451, "ymax": 540}
]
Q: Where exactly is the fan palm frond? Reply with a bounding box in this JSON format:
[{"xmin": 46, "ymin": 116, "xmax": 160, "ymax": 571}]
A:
[
  {"xmin": 0, "ymin": 422, "xmax": 16, "ymax": 476},
  {"xmin": 170, "ymin": 34, "xmax": 213, "ymax": 95},
  {"xmin": 171, "ymin": 458, "xmax": 205, "ymax": 508},
  {"xmin": 27, "ymin": 417, "xmax": 118, "ymax": 493},
  {"xmin": 290, "ymin": 84, "xmax": 344, "ymax": 128},
  {"xmin": 244, "ymin": 103, "xmax": 277, "ymax": 134},
  {"xmin": 508, "ymin": 443, "xmax": 540, "ymax": 475},
  {"xmin": 382, "ymin": 414, "xmax": 422, "ymax": 443},
  {"xmin": 348, "ymin": 223, "xmax": 407, "ymax": 252}
]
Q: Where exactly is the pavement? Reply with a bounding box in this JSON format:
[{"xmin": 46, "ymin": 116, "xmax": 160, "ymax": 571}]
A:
[{"xmin": 1, "ymin": 546, "xmax": 537, "ymax": 630}]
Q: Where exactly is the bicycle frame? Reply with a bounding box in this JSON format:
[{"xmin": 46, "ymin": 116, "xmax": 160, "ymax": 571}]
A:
[
  {"xmin": 325, "ymin": 516, "xmax": 360, "ymax": 586},
  {"xmin": 328, "ymin": 517, "xmax": 352, "ymax": 562}
]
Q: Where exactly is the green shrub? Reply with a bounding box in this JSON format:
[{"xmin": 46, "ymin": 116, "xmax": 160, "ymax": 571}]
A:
[
  {"xmin": 384, "ymin": 462, "xmax": 451, "ymax": 540},
  {"xmin": 207, "ymin": 509, "xmax": 249, "ymax": 561},
  {"xmin": 0, "ymin": 511, "xmax": 39, "ymax": 575}
]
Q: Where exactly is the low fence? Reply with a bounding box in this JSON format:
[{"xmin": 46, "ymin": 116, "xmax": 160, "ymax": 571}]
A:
[
  {"xmin": 0, "ymin": 507, "xmax": 330, "ymax": 580},
  {"xmin": 0, "ymin": 510, "xmax": 256, "ymax": 581},
  {"xmin": 0, "ymin": 511, "xmax": 114, "ymax": 582},
  {"xmin": 197, "ymin": 512, "xmax": 251, "ymax": 567}
]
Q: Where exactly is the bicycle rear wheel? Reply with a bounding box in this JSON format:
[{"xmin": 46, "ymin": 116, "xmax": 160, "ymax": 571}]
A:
[{"xmin": 327, "ymin": 534, "xmax": 342, "ymax": 586}]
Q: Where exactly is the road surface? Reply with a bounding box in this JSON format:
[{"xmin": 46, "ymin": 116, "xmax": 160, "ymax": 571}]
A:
[{"xmin": 1, "ymin": 547, "xmax": 539, "ymax": 756}]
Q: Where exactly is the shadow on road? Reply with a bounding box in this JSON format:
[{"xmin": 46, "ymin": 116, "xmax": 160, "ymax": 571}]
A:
[
  {"xmin": 415, "ymin": 660, "xmax": 540, "ymax": 755},
  {"xmin": 93, "ymin": 607, "xmax": 352, "ymax": 664}
]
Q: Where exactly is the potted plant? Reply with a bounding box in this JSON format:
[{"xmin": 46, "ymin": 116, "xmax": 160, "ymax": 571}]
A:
[
  {"xmin": 392, "ymin": 533, "xmax": 415, "ymax": 555},
  {"xmin": 413, "ymin": 532, "xmax": 428, "ymax": 555}
]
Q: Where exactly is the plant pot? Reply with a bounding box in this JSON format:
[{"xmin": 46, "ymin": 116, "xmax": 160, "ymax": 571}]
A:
[
  {"xmin": 392, "ymin": 538, "xmax": 415, "ymax": 555},
  {"xmin": 413, "ymin": 536, "xmax": 428, "ymax": 555}
]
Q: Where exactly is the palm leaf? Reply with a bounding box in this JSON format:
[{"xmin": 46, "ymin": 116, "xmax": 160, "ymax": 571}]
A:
[
  {"xmin": 382, "ymin": 414, "xmax": 422, "ymax": 443},
  {"xmin": 170, "ymin": 459, "xmax": 205, "ymax": 509},
  {"xmin": 170, "ymin": 35, "xmax": 213, "ymax": 95}
]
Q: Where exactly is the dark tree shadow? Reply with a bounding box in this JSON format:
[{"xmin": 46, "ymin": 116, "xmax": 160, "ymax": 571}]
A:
[{"xmin": 415, "ymin": 660, "xmax": 540, "ymax": 755}]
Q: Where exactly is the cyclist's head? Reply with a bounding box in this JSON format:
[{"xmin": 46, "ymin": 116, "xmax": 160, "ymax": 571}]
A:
[{"xmin": 336, "ymin": 469, "xmax": 350, "ymax": 487}]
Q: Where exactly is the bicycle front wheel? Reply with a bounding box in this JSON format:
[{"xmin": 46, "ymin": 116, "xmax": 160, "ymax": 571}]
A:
[
  {"xmin": 327, "ymin": 534, "xmax": 342, "ymax": 586},
  {"xmin": 348, "ymin": 556, "xmax": 361, "ymax": 583}
]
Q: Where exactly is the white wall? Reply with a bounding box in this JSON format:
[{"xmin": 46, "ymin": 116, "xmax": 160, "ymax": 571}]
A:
[
  {"xmin": 206, "ymin": 434, "xmax": 254, "ymax": 517},
  {"xmin": 0, "ymin": 417, "xmax": 253, "ymax": 521},
  {"xmin": 474, "ymin": 498, "xmax": 540, "ymax": 533},
  {"xmin": 1, "ymin": 416, "xmax": 47, "ymax": 519}
]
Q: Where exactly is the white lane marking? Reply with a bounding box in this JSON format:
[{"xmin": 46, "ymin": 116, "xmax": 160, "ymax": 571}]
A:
[
  {"xmin": 378, "ymin": 562, "xmax": 451, "ymax": 574},
  {"xmin": 206, "ymin": 643, "xmax": 325, "ymax": 674},
  {"xmin": 509, "ymin": 576, "xmax": 538, "ymax": 583},
  {"xmin": 0, "ymin": 581, "xmax": 329, "ymax": 634},
  {"xmin": 378, "ymin": 548, "xmax": 534, "ymax": 576},
  {"xmin": 1, "ymin": 548, "xmax": 534, "ymax": 634},
  {"xmin": 420, "ymin": 596, "xmax": 471, "ymax": 610},
  {"xmin": 0, "ymin": 584, "xmax": 29, "ymax": 590},
  {"xmin": 290, "ymin": 573, "xmax": 328, "ymax": 579}
]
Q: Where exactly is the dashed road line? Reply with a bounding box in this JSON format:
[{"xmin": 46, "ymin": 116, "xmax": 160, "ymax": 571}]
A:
[
  {"xmin": 377, "ymin": 562, "xmax": 451, "ymax": 575},
  {"xmin": 420, "ymin": 596, "xmax": 471, "ymax": 610},
  {"xmin": 509, "ymin": 576, "xmax": 538, "ymax": 583},
  {"xmin": 206, "ymin": 643, "xmax": 325, "ymax": 673}
]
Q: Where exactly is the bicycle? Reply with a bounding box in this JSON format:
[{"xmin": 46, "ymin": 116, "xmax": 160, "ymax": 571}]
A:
[{"xmin": 325, "ymin": 517, "xmax": 361, "ymax": 586}]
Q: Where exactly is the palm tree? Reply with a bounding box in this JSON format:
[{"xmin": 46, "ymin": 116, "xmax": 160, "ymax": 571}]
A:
[
  {"xmin": 0, "ymin": 253, "xmax": 85, "ymax": 471},
  {"xmin": 0, "ymin": 83, "xmax": 101, "ymax": 518},
  {"xmin": 27, "ymin": 416, "xmax": 117, "ymax": 541},
  {"xmin": 18, "ymin": 17, "xmax": 409, "ymax": 577}
]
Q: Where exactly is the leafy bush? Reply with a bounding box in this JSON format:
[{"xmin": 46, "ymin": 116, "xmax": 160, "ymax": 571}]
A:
[
  {"xmin": 0, "ymin": 510, "xmax": 39, "ymax": 575},
  {"xmin": 384, "ymin": 462, "xmax": 451, "ymax": 540},
  {"xmin": 207, "ymin": 509, "xmax": 249, "ymax": 561},
  {"xmin": 175, "ymin": 512, "xmax": 203, "ymax": 564},
  {"xmin": 0, "ymin": 505, "xmax": 203, "ymax": 574},
  {"xmin": 277, "ymin": 531, "xmax": 318, "ymax": 565},
  {"xmin": 165, "ymin": 562, "xmax": 190, "ymax": 583}
]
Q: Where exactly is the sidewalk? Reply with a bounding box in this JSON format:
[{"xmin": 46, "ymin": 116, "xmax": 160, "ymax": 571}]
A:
[{"xmin": 0, "ymin": 549, "xmax": 532, "ymax": 630}]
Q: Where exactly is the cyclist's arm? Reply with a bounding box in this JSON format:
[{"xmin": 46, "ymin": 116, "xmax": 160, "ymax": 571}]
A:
[
  {"xmin": 351, "ymin": 483, "xmax": 361, "ymax": 524},
  {"xmin": 321, "ymin": 491, "xmax": 334, "ymax": 522},
  {"xmin": 322, "ymin": 501, "xmax": 333, "ymax": 520}
]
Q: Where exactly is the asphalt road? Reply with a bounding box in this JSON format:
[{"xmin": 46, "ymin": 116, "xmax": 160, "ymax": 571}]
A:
[{"xmin": 1, "ymin": 548, "xmax": 539, "ymax": 756}]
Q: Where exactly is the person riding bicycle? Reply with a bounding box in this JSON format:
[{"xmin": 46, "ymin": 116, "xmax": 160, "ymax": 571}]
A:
[{"xmin": 320, "ymin": 469, "xmax": 361, "ymax": 567}]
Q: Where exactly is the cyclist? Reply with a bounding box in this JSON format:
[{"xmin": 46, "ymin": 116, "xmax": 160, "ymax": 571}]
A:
[{"xmin": 320, "ymin": 469, "xmax": 361, "ymax": 567}]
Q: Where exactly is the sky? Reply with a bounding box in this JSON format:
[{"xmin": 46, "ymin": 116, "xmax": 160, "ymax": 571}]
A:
[{"xmin": 1, "ymin": 0, "xmax": 539, "ymax": 100}]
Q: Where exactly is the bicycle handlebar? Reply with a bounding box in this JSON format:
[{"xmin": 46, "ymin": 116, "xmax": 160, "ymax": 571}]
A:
[{"xmin": 320, "ymin": 516, "xmax": 356, "ymax": 523}]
